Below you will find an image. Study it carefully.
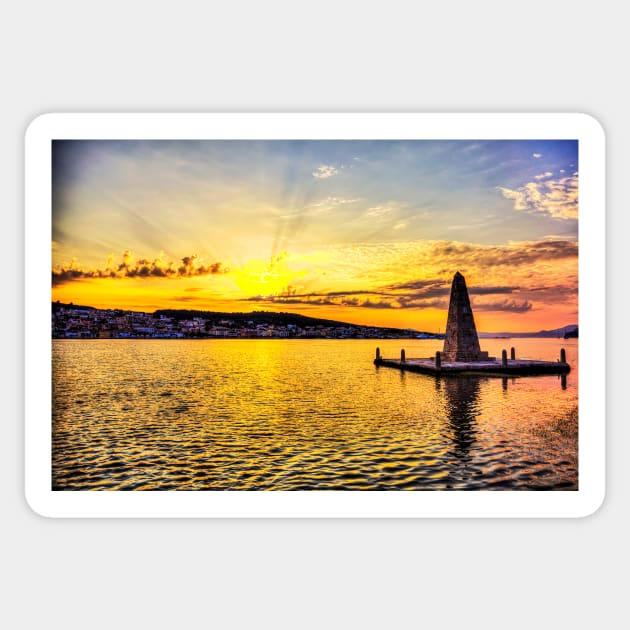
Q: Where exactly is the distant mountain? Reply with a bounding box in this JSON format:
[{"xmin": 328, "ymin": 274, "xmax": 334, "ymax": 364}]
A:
[{"xmin": 478, "ymin": 324, "xmax": 578, "ymax": 339}]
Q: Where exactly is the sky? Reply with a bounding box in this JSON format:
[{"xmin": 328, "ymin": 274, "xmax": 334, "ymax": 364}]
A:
[{"xmin": 52, "ymin": 139, "xmax": 578, "ymax": 332}]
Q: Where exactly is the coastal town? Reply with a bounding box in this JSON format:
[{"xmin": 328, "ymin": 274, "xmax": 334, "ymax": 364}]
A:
[{"xmin": 51, "ymin": 302, "xmax": 428, "ymax": 340}]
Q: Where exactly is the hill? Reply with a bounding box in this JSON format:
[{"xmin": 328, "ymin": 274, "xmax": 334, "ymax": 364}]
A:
[
  {"xmin": 154, "ymin": 308, "xmax": 421, "ymax": 336},
  {"xmin": 478, "ymin": 324, "xmax": 578, "ymax": 339},
  {"xmin": 52, "ymin": 302, "xmax": 424, "ymax": 337}
]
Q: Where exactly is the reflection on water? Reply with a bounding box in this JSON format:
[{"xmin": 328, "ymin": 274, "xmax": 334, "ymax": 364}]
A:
[
  {"xmin": 443, "ymin": 377, "xmax": 480, "ymax": 463},
  {"xmin": 52, "ymin": 338, "xmax": 578, "ymax": 491}
]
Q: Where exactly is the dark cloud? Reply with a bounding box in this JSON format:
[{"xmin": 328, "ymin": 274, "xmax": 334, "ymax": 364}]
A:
[
  {"xmin": 383, "ymin": 278, "xmax": 520, "ymax": 300},
  {"xmin": 508, "ymin": 284, "xmax": 577, "ymax": 306},
  {"xmin": 277, "ymin": 287, "xmax": 387, "ymax": 299},
  {"xmin": 171, "ymin": 295, "xmax": 204, "ymax": 302},
  {"xmin": 427, "ymin": 240, "xmax": 578, "ymax": 268},
  {"xmin": 384, "ymin": 279, "xmax": 445, "ymax": 293},
  {"xmin": 359, "ymin": 299, "xmax": 394, "ymax": 309},
  {"xmin": 52, "ymin": 252, "xmax": 229, "ymax": 286},
  {"xmin": 246, "ymin": 295, "xmax": 339, "ymax": 306},
  {"xmin": 472, "ymin": 299, "xmax": 533, "ymax": 313},
  {"xmin": 243, "ymin": 278, "xmax": 527, "ymax": 312},
  {"xmin": 396, "ymin": 296, "xmax": 449, "ymax": 310}
]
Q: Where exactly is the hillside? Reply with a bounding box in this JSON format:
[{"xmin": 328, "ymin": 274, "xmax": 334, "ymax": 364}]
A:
[
  {"xmin": 52, "ymin": 302, "xmax": 424, "ymax": 336},
  {"xmin": 478, "ymin": 324, "xmax": 578, "ymax": 339}
]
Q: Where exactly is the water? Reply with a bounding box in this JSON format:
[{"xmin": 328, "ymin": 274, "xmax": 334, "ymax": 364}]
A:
[{"xmin": 52, "ymin": 338, "xmax": 578, "ymax": 490}]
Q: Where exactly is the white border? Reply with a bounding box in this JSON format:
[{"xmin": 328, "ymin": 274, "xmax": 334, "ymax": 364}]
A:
[{"xmin": 25, "ymin": 113, "xmax": 605, "ymax": 518}]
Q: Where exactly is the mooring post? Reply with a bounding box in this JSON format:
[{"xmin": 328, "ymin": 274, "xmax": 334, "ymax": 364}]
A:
[
  {"xmin": 560, "ymin": 348, "xmax": 566, "ymax": 363},
  {"xmin": 502, "ymin": 349, "xmax": 508, "ymax": 368},
  {"xmin": 510, "ymin": 347, "xmax": 515, "ymax": 360},
  {"xmin": 376, "ymin": 347, "xmax": 381, "ymax": 361},
  {"xmin": 401, "ymin": 349, "xmax": 406, "ymax": 363},
  {"xmin": 435, "ymin": 350, "xmax": 441, "ymax": 370}
]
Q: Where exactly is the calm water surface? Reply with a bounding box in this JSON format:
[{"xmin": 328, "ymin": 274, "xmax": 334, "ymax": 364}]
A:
[{"xmin": 52, "ymin": 338, "xmax": 578, "ymax": 490}]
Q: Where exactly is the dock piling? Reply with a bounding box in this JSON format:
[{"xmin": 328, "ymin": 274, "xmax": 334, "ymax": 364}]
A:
[
  {"xmin": 376, "ymin": 347, "xmax": 381, "ymax": 361},
  {"xmin": 511, "ymin": 347, "xmax": 515, "ymax": 360},
  {"xmin": 435, "ymin": 351, "xmax": 441, "ymax": 370},
  {"xmin": 560, "ymin": 348, "xmax": 566, "ymax": 363},
  {"xmin": 401, "ymin": 349, "xmax": 406, "ymax": 363},
  {"xmin": 502, "ymin": 349, "xmax": 508, "ymax": 368}
]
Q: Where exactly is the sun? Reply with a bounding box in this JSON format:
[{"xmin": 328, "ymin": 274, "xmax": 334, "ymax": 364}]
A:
[{"xmin": 229, "ymin": 253, "xmax": 311, "ymax": 298}]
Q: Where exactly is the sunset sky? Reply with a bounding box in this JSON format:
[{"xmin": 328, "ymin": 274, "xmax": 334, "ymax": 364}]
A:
[{"xmin": 52, "ymin": 139, "xmax": 578, "ymax": 332}]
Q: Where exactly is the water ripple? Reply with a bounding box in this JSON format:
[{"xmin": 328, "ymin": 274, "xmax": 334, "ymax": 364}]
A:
[{"xmin": 52, "ymin": 339, "xmax": 578, "ymax": 491}]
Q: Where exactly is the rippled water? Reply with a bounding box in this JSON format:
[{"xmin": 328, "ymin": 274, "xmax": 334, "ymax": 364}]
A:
[{"xmin": 52, "ymin": 338, "xmax": 578, "ymax": 490}]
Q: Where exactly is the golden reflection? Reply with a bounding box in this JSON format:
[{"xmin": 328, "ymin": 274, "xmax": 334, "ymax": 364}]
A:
[
  {"xmin": 52, "ymin": 338, "xmax": 578, "ymax": 490},
  {"xmin": 442, "ymin": 377, "xmax": 481, "ymax": 462}
]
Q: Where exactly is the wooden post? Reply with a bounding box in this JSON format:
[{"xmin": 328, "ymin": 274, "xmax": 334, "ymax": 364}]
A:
[
  {"xmin": 502, "ymin": 349, "xmax": 507, "ymax": 368},
  {"xmin": 376, "ymin": 347, "xmax": 381, "ymax": 360},
  {"xmin": 560, "ymin": 348, "xmax": 566, "ymax": 363},
  {"xmin": 435, "ymin": 350, "xmax": 441, "ymax": 370},
  {"xmin": 401, "ymin": 349, "xmax": 406, "ymax": 363},
  {"xmin": 510, "ymin": 347, "xmax": 515, "ymax": 360}
]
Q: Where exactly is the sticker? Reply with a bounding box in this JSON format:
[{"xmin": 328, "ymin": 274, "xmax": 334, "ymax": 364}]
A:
[{"xmin": 25, "ymin": 113, "xmax": 605, "ymax": 516}]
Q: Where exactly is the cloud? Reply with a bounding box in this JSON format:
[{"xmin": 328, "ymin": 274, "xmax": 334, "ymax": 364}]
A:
[
  {"xmin": 244, "ymin": 294, "xmax": 339, "ymax": 307},
  {"xmin": 243, "ymin": 288, "xmax": 398, "ymax": 310},
  {"xmin": 52, "ymin": 250, "xmax": 229, "ymax": 286},
  {"xmin": 171, "ymin": 295, "xmax": 204, "ymax": 302},
  {"xmin": 217, "ymin": 237, "xmax": 577, "ymax": 316},
  {"xmin": 241, "ymin": 276, "xmax": 531, "ymax": 312},
  {"xmin": 471, "ymin": 298, "xmax": 533, "ymax": 313},
  {"xmin": 532, "ymin": 153, "xmax": 542, "ymax": 158},
  {"xmin": 401, "ymin": 239, "xmax": 578, "ymax": 271},
  {"xmin": 308, "ymin": 197, "xmax": 361, "ymax": 212},
  {"xmin": 359, "ymin": 299, "xmax": 394, "ymax": 309},
  {"xmin": 497, "ymin": 173, "xmax": 578, "ymax": 219},
  {"xmin": 384, "ymin": 279, "xmax": 519, "ymax": 297},
  {"xmin": 312, "ymin": 165, "xmax": 338, "ymax": 179},
  {"xmin": 244, "ymin": 289, "xmax": 530, "ymax": 313}
]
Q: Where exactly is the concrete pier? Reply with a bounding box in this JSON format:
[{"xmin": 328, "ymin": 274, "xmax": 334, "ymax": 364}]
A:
[{"xmin": 374, "ymin": 354, "xmax": 570, "ymax": 376}]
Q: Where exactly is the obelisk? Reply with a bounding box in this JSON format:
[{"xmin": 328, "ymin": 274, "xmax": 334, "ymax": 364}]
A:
[{"xmin": 442, "ymin": 271, "xmax": 489, "ymax": 362}]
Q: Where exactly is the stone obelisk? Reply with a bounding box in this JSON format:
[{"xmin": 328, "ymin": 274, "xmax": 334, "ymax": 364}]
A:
[{"xmin": 442, "ymin": 271, "xmax": 489, "ymax": 362}]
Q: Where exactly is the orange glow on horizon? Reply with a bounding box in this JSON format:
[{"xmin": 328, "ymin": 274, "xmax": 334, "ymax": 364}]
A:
[{"xmin": 52, "ymin": 270, "xmax": 577, "ymax": 334}]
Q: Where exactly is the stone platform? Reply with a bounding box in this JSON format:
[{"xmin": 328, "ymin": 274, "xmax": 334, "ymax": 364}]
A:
[
  {"xmin": 374, "ymin": 356, "xmax": 571, "ymax": 376},
  {"xmin": 373, "ymin": 272, "xmax": 571, "ymax": 378}
]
